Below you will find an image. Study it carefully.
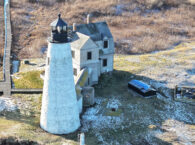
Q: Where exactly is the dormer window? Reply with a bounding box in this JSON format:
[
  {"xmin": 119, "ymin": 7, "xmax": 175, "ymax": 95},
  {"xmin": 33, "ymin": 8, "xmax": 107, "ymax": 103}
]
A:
[
  {"xmin": 57, "ymin": 26, "xmax": 62, "ymax": 33},
  {"xmin": 103, "ymin": 40, "xmax": 108, "ymax": 48}
]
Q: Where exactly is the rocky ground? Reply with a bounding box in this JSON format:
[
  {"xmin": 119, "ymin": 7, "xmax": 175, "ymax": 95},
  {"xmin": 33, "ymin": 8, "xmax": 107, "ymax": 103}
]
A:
[{"xmin": 81, "ymin": 95, "xmax": 195, "ymax": 144}]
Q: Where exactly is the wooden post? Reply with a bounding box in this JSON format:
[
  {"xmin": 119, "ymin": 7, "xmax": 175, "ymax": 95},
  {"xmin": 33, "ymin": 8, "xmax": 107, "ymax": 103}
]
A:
[
  {"xmin": 174, "ymin": 85, "xmax": 177, "ymax": 100},
  {"xmin": 80, "ymin": 133, "xmax": 85, "ymax": 145}
]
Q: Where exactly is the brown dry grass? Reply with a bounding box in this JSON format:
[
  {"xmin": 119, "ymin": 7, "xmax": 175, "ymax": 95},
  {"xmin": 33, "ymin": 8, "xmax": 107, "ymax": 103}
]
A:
[{"xmin": 11, "ymin": 0, "xmax": 195, "ymax": 58}]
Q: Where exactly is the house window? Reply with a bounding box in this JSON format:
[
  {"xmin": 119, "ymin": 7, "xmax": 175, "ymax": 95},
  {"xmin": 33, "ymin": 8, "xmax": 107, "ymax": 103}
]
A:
[
  {"xmin": 103, "ymin": 40, "xmax": 108, "ymax": 48},
  {"xmin": 88, "ymin": 78, "xmax": 90, "ymax": 85},
  {"xmin": 71, "ymin": 50, "xmax": 75, "ymax": 58},
  {"xmin": 73, "ymin": 68, "xmax": 77, "ymax": 76},
  {"xmin": 103, "ymin": 59, "xmax": 107, "ymax": 67},
  {"xmin": 87, "ymin": 51, "xmax": 92, "ymax": 60}
]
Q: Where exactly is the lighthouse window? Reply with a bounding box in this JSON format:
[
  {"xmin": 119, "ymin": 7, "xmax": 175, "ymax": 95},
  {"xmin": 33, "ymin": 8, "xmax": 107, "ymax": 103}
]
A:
[
  {"xmin": 47, "ymin": 57, "xmax": 50, "ymax": 65},
  {"xmin": 52, "ymin": 26, "xmax": 56, "ymax": 31},
  {"xmin": 63, "ymin": 26, "xmax": 66, "ymax": 31},
  {"xmin": 71, "ymin": 50, "xmax": 75, "ymax": 58},
  {"xmin": 73, "ymin": 68, "xmax": 77, "ymax": 76},
  {"xmin": 57, "ymin": 26, "xmax": 62, "ymax": 33},
  {"xmin": 103, "ymin": 59, "xmax": 107, "ymax": 67},
  {"xmin": 87, "ymin": 52, "xmax": 92, "ymax": 60},
  {"xmin": 103, "ymin": 40, "xmax": 108, "ymax": 48}
]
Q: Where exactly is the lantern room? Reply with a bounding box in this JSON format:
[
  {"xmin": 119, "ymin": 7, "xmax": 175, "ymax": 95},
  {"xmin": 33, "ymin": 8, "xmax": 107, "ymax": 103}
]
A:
[{"xmin": 49, "ymin": 14, "xmax": 68, "ymax": 43}]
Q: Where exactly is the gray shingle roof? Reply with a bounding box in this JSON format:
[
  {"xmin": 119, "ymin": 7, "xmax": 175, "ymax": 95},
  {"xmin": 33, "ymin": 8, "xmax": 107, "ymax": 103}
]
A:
[
  {"xmin": 50, "ymin": 14, "xmax": 67, "ymax": 27},
  {"xmin": 69, "ymin": 21, "xmax": 113, "ymax": 41},
  {"xmin": 71, "ymin": 32, "xmax": 98, "ymax": 50}
]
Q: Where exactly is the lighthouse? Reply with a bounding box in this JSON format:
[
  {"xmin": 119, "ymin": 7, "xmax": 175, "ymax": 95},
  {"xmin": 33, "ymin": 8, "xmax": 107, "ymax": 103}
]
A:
[{"xmin": 40, "ymin": 14, "xmax": 80, "ymax": 134}]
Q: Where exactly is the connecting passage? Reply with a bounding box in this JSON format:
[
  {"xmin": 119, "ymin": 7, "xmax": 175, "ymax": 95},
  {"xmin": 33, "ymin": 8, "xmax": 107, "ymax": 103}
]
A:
[
  {"xmin": 0, "ymin": 0, "xmax": 11, "ymax": 96},
  {"xmin": 11, "ymin": 89, "xmax": 43, "ymax": 94}
]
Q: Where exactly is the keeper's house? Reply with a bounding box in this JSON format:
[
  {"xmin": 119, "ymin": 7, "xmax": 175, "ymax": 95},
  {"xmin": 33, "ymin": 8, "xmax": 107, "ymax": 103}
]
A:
[{"xmin": 70, "ymin": 15, "xmax": 115, "ymax": 85}]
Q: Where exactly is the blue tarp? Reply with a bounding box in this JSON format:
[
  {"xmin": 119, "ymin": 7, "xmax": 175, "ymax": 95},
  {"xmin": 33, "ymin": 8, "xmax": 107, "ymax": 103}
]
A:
[
  {"xmin": 128, "ymin": 79, "xmax": 156, "ymax": 97},
  {"xmin": 129, "ymin": 80, "xmax": 150, "ymax": 92}
]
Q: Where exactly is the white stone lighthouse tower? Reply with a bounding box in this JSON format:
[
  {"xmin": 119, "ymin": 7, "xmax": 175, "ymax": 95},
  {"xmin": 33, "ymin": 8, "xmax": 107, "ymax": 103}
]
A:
[{"xmin": 40, "ymin": 14, "xmax": 80, "ymax": 134}]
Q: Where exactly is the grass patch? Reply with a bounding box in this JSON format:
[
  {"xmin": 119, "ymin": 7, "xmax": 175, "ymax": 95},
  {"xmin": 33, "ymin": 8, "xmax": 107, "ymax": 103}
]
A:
[
  {"xmin": 13, "ymin": 71, "xmax": 43, "ymax": 89},
  {"xmin": 13, "ymin": 94, "xmax": 42, "ymax": 115},
  {"xmin": 0, "ymin": 117, "xmax": 18, "ymax": 132},
  {"xmin": 0, "ymin": 115, "xmax": 78, "ymax": 145}
]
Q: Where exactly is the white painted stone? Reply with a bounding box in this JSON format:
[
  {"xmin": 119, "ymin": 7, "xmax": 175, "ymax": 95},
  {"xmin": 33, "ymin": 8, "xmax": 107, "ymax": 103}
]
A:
[{"xmin": 40, "ymin": 42, "xmax": 80, "ymax": 134}]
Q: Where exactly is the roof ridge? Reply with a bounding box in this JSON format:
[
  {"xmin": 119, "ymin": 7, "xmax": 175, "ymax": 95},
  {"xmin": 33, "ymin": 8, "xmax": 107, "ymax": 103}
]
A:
[{"xmin": 76, "ymin": 21, "xmax": 106, "ymax": 27}]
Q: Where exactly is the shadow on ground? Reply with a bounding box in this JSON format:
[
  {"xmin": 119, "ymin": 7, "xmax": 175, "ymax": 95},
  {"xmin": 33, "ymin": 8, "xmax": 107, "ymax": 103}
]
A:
[
  {"xmin": 0, "ymin": 136, "xmax": 39, "ymax": 145},
  {"xmin": 0, "ymin": 69, "xmax": 194, "ymax": 144}
]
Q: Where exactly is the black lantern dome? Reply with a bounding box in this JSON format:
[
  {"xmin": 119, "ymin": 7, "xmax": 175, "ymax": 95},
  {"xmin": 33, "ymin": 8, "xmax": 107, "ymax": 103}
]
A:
[{"xmin": 49, "ymin": 14, "xmax": 68, "ymax": 43}]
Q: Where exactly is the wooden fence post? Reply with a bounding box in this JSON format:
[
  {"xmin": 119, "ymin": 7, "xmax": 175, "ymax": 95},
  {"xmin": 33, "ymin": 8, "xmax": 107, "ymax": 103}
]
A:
[{"xmin": 80, "ymin": 133, "xmax": 85, "ymax": 145}]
